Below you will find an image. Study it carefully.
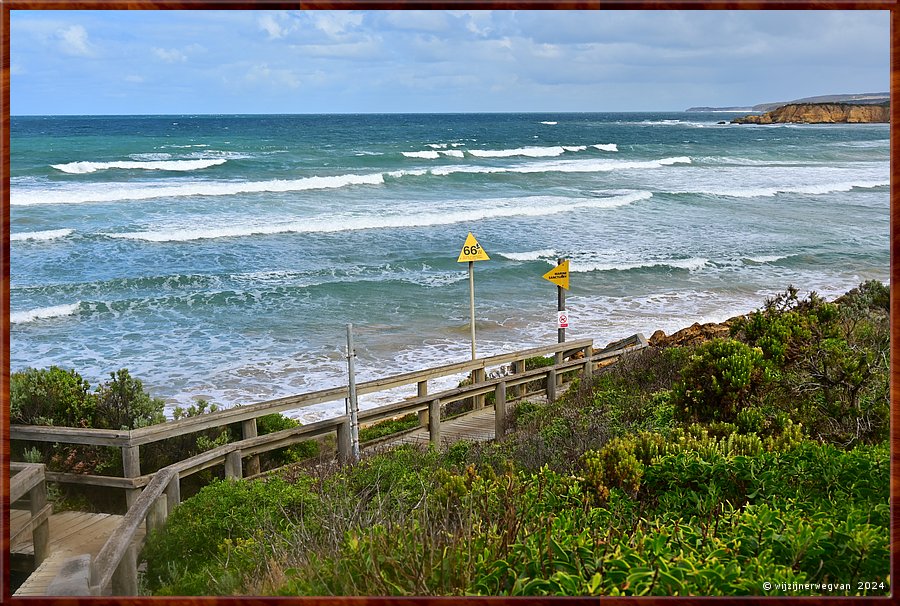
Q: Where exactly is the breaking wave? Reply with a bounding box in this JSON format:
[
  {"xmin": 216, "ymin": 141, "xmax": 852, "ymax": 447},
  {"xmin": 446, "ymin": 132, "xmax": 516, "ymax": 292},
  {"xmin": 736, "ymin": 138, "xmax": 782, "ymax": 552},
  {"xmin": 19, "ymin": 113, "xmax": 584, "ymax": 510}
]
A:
[{"xmin": 52, "ymin": 159, "xmax": 228, "ymax": 174}]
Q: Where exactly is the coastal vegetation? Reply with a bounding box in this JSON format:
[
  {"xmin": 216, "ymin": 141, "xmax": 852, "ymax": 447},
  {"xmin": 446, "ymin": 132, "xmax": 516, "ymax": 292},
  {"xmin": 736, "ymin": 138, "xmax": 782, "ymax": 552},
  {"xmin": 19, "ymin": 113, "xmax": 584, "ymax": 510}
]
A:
[
  {"xmin": 9, "ymin": 370, "xmax": 320, "ymax": 508},
  {"xmin": 131, "ymin": 281, "xmax": 889, "ymax": 596}
]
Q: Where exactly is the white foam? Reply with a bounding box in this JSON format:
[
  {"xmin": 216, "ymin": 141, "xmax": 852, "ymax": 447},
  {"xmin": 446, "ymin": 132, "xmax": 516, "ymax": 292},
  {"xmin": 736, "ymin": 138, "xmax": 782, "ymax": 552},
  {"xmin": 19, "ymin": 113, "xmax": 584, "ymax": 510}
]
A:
[
  {"xmin": 468, "ymin": 146, "xmax": 567, "ymax": 158},
  {"xmin": 592, "ymin": 143, "xmax": 618, "ymax": 152},
  {"xmin": 440, "ymin": 150, "xmax": 465, "ymax": 158},
  {"xmin": 540, "ymin": 121, "xmax": 558, "ymax": 125},
  {"xmin": 11, "ymin": 302, "xmax": 80, "ymax": 324},
  {"xmin": 498, "ymin": 249, "xmax": 557, "ymax": 261},
  {"xmin": 14, "ymin": 155, "xmax": 684, "ymax": 206},
  {"xmin": 104, "ymin": 192, "xmax": 652, "ymax": 242},
  {"xmin": 677, "ymin": 179, "xmax": 889, "ymax": 199},
  {"xmin": 402, "ymin": 151, "xmax": 441, "ymax": 159},
  {"xmin": 11, "ymin": 228, "xmax": 73, "ymax": 242},
  {"xmin": 12, "ymin": 173, "xmax": 386, "ymax": 206},
  {"xmin": 430, "ymin": 156, "xmax": 690, "ymax": 176},
  {"xmin": 569, "ymin": 257, "xmax": 708, "ymax": 273},
  {"xmin": 744, "ymin": 255, "xmax": 788, "ymax": 264},
  {"xmin": 51, "ymin": 159, "xmax": 228, "ymax": 174},
  {"xmin": 129, "ymin": 153, "xmax": 173, "ymax": 161}
]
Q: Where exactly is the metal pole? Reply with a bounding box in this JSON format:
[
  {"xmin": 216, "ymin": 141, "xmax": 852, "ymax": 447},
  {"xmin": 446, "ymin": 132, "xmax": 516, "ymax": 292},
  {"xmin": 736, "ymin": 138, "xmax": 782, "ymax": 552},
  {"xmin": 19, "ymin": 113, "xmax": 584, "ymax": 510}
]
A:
[
  {"xmin": 558, "ymin": 257, "xmax": 566, "ymax": 344},
  {"xmin": 346, "ymin": 324, "xmax": 360, "ymax": 462},
  {"xmin": 469, "ymin": 260, "xmax": 476, "ymax": 360}
]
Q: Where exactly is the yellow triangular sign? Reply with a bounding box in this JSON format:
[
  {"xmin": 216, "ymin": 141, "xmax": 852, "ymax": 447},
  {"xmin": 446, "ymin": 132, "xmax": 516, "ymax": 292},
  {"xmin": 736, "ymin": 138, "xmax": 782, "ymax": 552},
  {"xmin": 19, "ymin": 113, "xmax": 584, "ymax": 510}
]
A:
[
  {"xmin": 457, "ymin": 232, "xmax": 490, "ymax": 262},
  {"xmin": 542, "ymin": 259, "xmax": 570, "ymax": 290}
]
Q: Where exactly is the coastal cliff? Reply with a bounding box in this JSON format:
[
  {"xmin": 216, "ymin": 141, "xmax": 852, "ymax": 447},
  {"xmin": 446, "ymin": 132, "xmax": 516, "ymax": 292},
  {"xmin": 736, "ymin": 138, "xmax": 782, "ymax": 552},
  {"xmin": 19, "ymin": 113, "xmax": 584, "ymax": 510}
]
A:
[{"xmin": 732, "ymin": 102, "xmax": 889, "ymax": 124}]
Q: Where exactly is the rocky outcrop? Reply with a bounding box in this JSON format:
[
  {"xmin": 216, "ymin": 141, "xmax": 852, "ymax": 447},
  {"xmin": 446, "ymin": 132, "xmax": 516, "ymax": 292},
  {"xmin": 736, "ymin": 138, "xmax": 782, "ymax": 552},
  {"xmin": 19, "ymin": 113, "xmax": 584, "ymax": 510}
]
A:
[
  {"xmin": 647, "ymin": 318, "xmax": 739, "ymax": 348},
  {"xmin": 732, "ymin": 102, "xmax": 889, "ymax": 124}
]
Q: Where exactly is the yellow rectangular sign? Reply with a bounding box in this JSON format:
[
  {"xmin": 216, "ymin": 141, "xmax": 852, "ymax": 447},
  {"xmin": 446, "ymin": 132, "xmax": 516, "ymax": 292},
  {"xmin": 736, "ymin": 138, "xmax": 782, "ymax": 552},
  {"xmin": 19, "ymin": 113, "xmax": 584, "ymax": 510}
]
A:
[
  {"xmin": 542, "ymin": 259, "xmax": 570, "ymax": 290},
  {"xmin": 457, "ymin": 232, "xmax": 490, "ymax": 262}
]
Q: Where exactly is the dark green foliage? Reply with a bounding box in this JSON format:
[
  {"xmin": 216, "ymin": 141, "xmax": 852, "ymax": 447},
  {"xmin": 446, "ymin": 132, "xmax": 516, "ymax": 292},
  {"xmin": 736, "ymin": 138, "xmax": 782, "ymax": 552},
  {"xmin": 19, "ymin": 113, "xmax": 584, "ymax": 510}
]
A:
[
  {"xmin": 732, "ymin": 285, "xmax": 889, "ymax": 445},
  {"xmin": 255, "ymin": 413, "xmax": 320, "ymax": 467},
  {"xmin": 11, "ymin": 367, "xmax": 166, "ymax": 480},
  {"xmin": 10, "ymin": 366, "xmax": 95, "ymax": 427},
  {"xmin": 837, "ymin": 279, "xmax": 889, "ymax": 313},
  {"xmin": 524, "ymin": 355, "xmax": 556, "ymax": 370},
  {"xmin": 94, "ymin": 369, "xmax": 166, "ymax": 430},
  {"xmin": 358, "ymin": 414, "xmax": 419, "ymax": 442},
  {"xmin": 672, "ymin": 339, "xmax": 768, "ymax": 424},
  {"xmin": 142, "ymin": 477, "xmax": 316, "ymax": 595}
]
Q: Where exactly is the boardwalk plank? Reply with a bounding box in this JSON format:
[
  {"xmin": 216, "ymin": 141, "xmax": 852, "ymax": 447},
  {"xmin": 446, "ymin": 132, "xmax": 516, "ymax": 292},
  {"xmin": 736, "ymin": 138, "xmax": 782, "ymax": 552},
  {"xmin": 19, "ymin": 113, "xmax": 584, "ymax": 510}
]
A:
[{"xmin": 13, "ymin": 511, "xmax": 146, "ymax": 596}]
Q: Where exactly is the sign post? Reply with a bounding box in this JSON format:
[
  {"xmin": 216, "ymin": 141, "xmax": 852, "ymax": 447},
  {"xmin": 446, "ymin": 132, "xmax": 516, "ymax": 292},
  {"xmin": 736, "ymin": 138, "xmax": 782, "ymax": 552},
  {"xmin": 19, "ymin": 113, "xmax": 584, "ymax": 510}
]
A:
[
  {"xmin": 345, "ymin": 323, "xmax": 360, "ymax": 462},
  {"xmin": 457, "ymin": 232, "xmax": 490, "ymax": 360},
  {"xmin": 542, "ymin": 258, "xmax": 570, "ymax": 343}
]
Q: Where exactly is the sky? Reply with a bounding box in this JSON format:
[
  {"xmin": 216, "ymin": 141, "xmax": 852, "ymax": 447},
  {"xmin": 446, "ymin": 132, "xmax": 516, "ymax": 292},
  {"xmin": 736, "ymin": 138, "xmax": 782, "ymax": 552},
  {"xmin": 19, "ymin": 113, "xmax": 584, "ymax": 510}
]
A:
[{"xmin": 8, "ymin": 9, "xmax": 890, "ymax": 115}]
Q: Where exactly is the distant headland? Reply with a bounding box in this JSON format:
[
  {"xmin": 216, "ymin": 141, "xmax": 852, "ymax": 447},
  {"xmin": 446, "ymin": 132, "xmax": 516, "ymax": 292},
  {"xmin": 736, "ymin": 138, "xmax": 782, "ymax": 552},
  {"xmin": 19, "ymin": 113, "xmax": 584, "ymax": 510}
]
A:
[
  {"xmin": 730, "ymin": 101, "xmax": 889, "ymax": 124},
  {"xmin": 686, "ymin": 92, "xmax": 889, "ymax": 113}
]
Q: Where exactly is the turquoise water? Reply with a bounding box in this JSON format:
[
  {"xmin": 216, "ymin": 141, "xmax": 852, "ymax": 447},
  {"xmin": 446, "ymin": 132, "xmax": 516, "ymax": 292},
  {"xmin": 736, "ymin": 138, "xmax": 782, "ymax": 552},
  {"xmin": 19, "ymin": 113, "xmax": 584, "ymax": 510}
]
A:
[{"xmin": 10, "ymin": 113, "xmax": 890, "ymax": 421}]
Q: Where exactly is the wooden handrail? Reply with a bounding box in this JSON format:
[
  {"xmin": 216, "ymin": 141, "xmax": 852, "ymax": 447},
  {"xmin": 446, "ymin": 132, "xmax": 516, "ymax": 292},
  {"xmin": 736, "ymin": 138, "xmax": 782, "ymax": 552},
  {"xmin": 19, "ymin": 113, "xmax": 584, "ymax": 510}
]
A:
[
  {"xmin": 10, "ymin": 338, "xmax": 592, "ymax": 448},
  {"xmin": 9, "ymin": 336, "xmax": 655, "ymax": 502},
  {"xmin": 76, "ymin": 335, "xmax": 652, "ymax": 596},
  {"xmin": 10, "ymin": 463, "xmax": 51, "ymax": 568}
]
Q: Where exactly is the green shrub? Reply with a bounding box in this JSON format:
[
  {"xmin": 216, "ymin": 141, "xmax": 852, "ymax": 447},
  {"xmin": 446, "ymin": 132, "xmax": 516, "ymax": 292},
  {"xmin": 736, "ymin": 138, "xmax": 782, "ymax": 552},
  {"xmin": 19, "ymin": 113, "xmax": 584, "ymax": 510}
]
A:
[
  {"xmin": 838, "ymin": 280, "xmax": 889, "ymax": 313},
  {"xmin": 10, "ymin": 366, "xmax": 96, "ymax": 427},
  {"xmin": 524, "ymin": 355, "xmax": 555, "ymax": 370},
  {"xmin": 94, "ymin": 369, "xmax": 166, "ymax": 430},
  {"xmin": 255, "ymin": 413, "xmax": 320, "ymax": 467},
  {"xmin": 11, "ymin": 367, "xmax": 165, "ymax": 479},
  {"xmin": 358, "ymin": 414, "xmax": 419, "ymax": 443},
  {"xmin": 672, "ymin": 339, "xmax": 768, "ymax": 423},
  {"xmin": 142, "ymin": 477, "xmax": 315, "ymax": 595}
]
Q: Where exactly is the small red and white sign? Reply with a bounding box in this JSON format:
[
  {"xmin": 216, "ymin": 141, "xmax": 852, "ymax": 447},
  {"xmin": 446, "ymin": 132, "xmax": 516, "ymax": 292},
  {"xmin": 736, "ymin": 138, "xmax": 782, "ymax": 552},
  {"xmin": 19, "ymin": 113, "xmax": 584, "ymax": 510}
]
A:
[{"xmin": 557, "ymin": 310, "xmax": 569, "ymax": 329}]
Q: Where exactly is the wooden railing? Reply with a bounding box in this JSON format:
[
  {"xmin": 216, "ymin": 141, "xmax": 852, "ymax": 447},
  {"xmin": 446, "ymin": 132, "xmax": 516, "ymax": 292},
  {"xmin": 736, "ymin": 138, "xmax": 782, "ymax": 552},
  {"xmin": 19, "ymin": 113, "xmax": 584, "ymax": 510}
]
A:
[
  {"xmin": 10, "ymin": 463, "xmax": 52, "ymax": 568},
  {"xmin": 11, "ymin": 334, "xmax": 648, "ymax": 595},
  {"xmin": 10, "ymin": 338, "xmax": 595, "ymax": 505}
]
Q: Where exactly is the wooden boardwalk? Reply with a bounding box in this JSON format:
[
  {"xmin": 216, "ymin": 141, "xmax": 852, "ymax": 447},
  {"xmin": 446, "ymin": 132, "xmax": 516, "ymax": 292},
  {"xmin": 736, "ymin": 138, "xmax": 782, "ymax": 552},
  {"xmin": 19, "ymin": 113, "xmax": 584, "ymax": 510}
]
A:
[
  {"xmin": 384, "ymin": 405, "xmax": 499, "ymax": 449},
  {"xmin": 10, "ymin": 388, "xmax": 560, "ymax": 596},
  {"xmin": 10, "ymin": 510, "xmax": 145, "ymax": 596}
]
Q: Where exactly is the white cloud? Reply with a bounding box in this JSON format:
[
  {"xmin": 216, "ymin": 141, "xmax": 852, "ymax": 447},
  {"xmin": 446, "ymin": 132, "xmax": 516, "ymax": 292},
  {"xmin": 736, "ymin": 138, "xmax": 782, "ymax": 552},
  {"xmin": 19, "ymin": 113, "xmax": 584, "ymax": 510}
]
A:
[
  {"xmin": 259, "ymin": 13, "xmax": 287, "ymax": 39},
  {"xmin": 311, "ymin": 12, "xmax": 363, "ymax": 38},
  {"xmin": 57, "ymin": 25, "xmax": 94, "ymax": 56},
  {"xmin": 154, "ymin": 47, "xmax": 187, "ymax": 63},
  {"xmin": 243, "ymin": 62, "xmax": 301, "ymax": 89}
]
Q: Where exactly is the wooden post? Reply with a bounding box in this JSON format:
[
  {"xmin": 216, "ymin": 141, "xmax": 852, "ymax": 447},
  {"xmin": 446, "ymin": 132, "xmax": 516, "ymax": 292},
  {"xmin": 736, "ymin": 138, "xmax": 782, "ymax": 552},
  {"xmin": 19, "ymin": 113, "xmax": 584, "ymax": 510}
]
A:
[
  {"xmin": 512, "ymin": 359, "xmax": 525, "ymax": 398},
  {"xmin": 225, "ymin": 450, "xmax": 243, "ymax": 479},
  {"xmin": 346, "ymin": 324, "xmax": 361, "ymax": 462},
  {"xmin": 242, "ymin": 419, "xmax": 260, "ymax": 476},
  {"xmin": 164, "ymin": 474, "xmax": 181, "ymax": 514},
  {"xmin": 111, "ymin": 544, "xmax": 138, "ymax": 596},
  {"xmin": 29, "ymin": 478, "xmax": 50, "ymax": 567},
  {"xmin": 417, "ymin": 380, "xmax": 429, "ymax": 426},
  {"xmin": 546, "ymin": 369, "xmax": 557, "ymax": 402},
  {"xmin": 555, "ymin": 351, "xmax": 564, "ymax": 387},
  {"xmin": 428, "ymin": 398, "xmax": 441, "ymax": 447},
  {"xmin": 494, "ymin": 381, "xmax": 507, "ymax": 440},
  {"xmin": 473, "ymin": 367, "xmax": 486, "ymax": 409},
  {"xmin": 337, "ymin": 419, "xmax": 351, "ymax": 463},
  {"xmin": 147, "ymin": 495, "xmax": 168, "ymax": 534},
  {"xmin": 121, "ymin": 445, "xmax": 141, "ymax": 510},
  {"xmin": 583, "ymin": 345, "xmax": 593, "ymax": 378}
]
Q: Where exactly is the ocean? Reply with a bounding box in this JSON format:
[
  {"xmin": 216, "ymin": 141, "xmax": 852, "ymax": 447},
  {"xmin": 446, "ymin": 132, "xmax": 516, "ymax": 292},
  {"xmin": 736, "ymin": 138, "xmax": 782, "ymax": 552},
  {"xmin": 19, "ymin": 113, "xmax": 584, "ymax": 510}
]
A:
[{"xmin": 9, "ymin": 112, "xmax": 890, "ymax": 423}]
